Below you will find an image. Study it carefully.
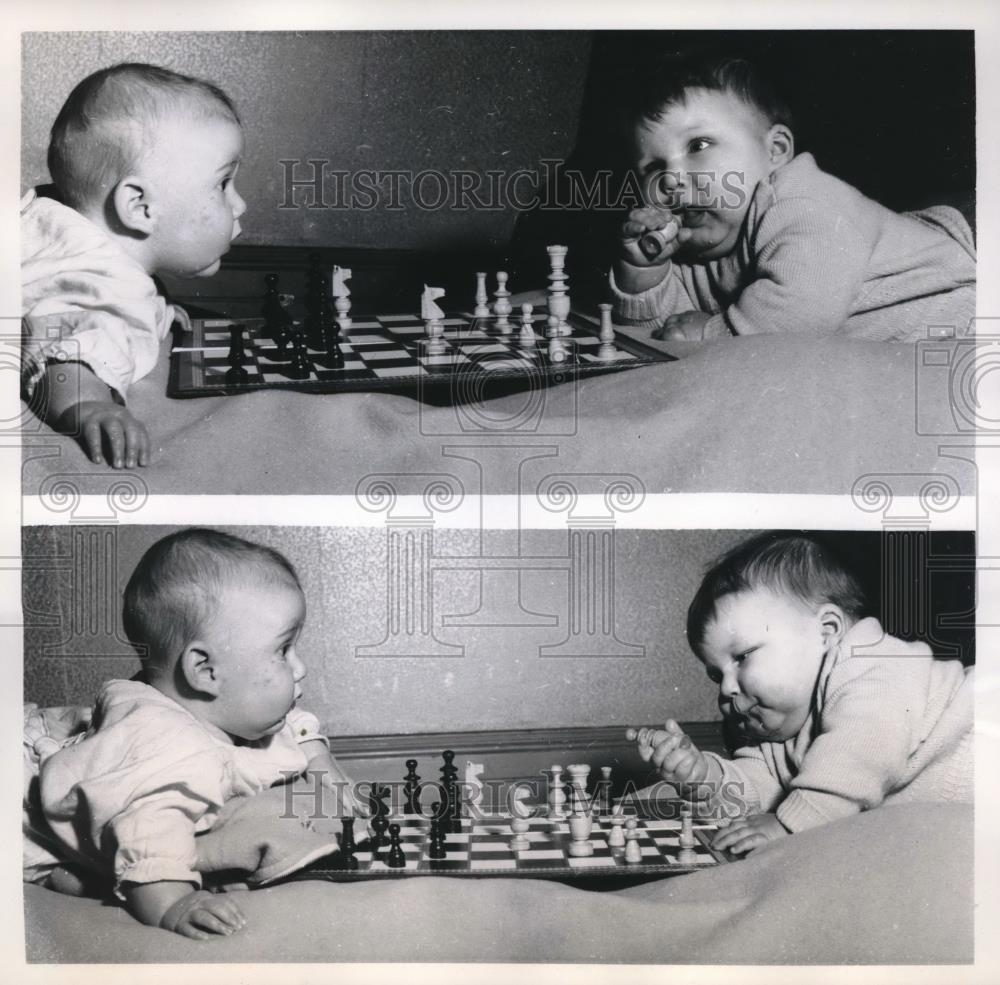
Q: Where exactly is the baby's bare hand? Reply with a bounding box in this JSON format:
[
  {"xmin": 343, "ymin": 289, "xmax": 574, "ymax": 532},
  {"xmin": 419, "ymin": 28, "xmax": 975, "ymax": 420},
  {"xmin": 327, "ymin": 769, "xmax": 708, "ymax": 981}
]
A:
[
  {"xmin": 711, "ymin": 812, "xmax": 789, "ymax": 856},
  {"xmin": 626, "ymin": 720, "xmax": 709, "ymax": 786},
  {"xmin": 59, "ymin": 401, "xmax": 150, "ymax": 469},
  {"xmin": 620, "ymin": 207, "xmax": 691, "ymax": 267},
  {"xmin": 652, "ymin": 311, "xmax": 713, "ymax": 342},
  {"xmin": 161, "ymin": 891, "xmax": 247, "ymax": 940}
]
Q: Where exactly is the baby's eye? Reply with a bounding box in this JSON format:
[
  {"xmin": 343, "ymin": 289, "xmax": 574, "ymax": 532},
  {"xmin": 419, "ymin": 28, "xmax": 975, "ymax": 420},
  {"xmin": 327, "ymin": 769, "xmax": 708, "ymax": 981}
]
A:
[{"xmin": 688, "ymin": 138, "xmax": 711, "ymax": 153}]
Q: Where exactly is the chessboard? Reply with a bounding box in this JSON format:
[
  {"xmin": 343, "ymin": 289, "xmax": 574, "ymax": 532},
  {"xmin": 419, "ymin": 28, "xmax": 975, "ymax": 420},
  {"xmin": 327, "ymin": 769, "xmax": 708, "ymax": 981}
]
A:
[
  {"xmin": 286, "ymin": 808, "xmax": 730, "ymax": 883},
  {"xmin": 167, "ymin": 311, "xmax": 676, "ymax": 399}
]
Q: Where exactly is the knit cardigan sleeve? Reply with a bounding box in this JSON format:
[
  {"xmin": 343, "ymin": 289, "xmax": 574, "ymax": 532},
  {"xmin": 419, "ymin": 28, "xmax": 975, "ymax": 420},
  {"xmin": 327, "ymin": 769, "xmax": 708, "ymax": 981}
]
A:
[
  {"xmin": 775, "ymin": 658, "xmax": 916, "ymax": 833},
  {"xmin": 703, "ymin": 194, "xmax": 871, "ymax": 339}
]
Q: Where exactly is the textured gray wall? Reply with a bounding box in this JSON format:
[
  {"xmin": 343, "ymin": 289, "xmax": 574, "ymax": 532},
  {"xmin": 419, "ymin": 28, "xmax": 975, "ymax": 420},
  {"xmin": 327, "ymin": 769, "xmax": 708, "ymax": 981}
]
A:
[
  {"xmin": 21, "ymin": 31, "xmax": 590, "ymax": 251},
  {"xmin": 22, "ymin": 526, "xmax": 745, "ymax": 735}
]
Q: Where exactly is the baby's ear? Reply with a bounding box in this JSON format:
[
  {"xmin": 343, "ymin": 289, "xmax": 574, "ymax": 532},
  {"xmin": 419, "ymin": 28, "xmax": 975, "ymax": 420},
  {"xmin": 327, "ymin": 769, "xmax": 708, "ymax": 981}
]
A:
[
  {"xmin": 112, "ymin": 177, "xmax": 155, "ymax": 235},
  {"xmin": 179, "ymin": 644, "xmax": 221, "ymax": 697},
  {"xmin": 766, "ymin": 124, "xmax": 794, "ymax": 169},
  {"xmin": 818, "ymin": 604, "xmax": 847, "ymax": 646}
]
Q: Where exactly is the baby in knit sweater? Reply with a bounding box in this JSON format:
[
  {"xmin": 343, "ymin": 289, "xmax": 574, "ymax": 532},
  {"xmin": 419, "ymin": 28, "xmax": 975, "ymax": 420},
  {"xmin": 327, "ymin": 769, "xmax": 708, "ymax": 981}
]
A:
[
  {"xmin": 629, "ymin": 532, "xmax": 973, "ymax": 856},
  {"xmin": 22, "ymin": 63, "xmax": 246, "ymax": 469},
  {"xmin": 26, "ymin": 529, "xmax": 357, "ymax": 939},
  {"xmin": 613, "ymin": 55, "xmax": 976, "ymax": 342}
]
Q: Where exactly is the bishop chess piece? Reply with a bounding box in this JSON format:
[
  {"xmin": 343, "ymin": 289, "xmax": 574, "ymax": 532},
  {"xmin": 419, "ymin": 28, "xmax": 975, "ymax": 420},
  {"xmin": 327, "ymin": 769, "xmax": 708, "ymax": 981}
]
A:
[
  {"xmin": 493, "ymin": 271, "xmax": 513, "ymax": 333},
  {"xmin": 474, "ymin": 271, "xmax": 490, "ymax": 318}
]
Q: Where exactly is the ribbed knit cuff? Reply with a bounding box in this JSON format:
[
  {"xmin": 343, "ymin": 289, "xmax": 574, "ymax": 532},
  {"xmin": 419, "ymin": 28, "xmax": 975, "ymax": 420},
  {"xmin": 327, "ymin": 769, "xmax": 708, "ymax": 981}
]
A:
[{"xmin": 608, "ymin": 267, "xmax": 673, "ymax": 330}]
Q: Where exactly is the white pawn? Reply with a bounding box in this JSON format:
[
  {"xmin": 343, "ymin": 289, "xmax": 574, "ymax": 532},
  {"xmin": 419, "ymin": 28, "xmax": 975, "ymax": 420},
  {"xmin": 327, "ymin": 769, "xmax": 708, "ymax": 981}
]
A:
[
  {"xmin": 548, "ymin": 336, "xmax": 568, "ymax": 364},
  {"xmin": 519, "ymin": 303, "xmax": 536, "ymax": 345},
  {"xmin": 567, "ymin": 809, "xmax": 594, "ymax": 857},
  {"xmin": 509, "ymin": 817, "xmax": 530, "ymax": 852},
  {"xmin": 623, "ymin": 818, "xmax": 642, "ymax": 864},
  {"xmin": 493, "ymin": 271, "xmax": 512, "ymax": 332},
  {"xmin": 474, "ymin": 271, "xmax": 490, "ymax": 318},
  {"xmin": 596, "ymin": 303, "xmax": 617, "ymax": 361},
  {"xmin": 607, "ymin": 812, "xmax": 627, "ymax": 849}
]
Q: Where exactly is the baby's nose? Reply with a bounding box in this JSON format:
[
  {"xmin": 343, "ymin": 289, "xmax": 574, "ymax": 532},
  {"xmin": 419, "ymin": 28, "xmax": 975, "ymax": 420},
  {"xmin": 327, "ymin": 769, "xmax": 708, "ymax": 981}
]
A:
[
  {"xmin": 290, "ymin": 651, "xmax": 307, "ymax": 682},
  {"xmin": 231, "ymin": 187, "xmax": 247, "ymax": 219}
]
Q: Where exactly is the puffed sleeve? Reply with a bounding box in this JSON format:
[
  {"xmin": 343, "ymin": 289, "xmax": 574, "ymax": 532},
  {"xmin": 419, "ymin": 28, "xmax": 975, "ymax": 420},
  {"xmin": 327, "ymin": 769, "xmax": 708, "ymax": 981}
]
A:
[
  {"xmin": 21, "ymin": 192, "xmax": 175, "ymax": 400},
  {"xmin": 284, "ymin": 706, "xmax": 329, "ymax": 749}
]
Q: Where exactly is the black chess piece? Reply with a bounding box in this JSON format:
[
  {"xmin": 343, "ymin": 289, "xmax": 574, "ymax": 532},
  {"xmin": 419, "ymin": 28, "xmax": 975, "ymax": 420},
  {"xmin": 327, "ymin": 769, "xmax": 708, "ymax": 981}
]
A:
[
  {"xmin": 324, "ymin": 337, "xmax": 345, "ymax": 369},
  {"xmin": 403, "ymin": 759, "xmax": 421, "ymax": 815},
  {"xmin": 338, "ymin": 816, "xmax": 359, "ymax": 870},
  {"xmin": 225, "ymin": 324, "xmax": 250, "ymax": 385},
  {"xmin": 370, "ymin": 813, "xmax": 389, "ymax": 853},
  {"xmin": 427, "ymin": 803, "xmax": 447, "ymax": 859},
  {"xmin": 287, "ymin": 333, "xmax": 312, "ymax": 380},
  {"xmin": 385, "ymin": 823, "xmax": 406, "ymax": 868},
  {"xmin": 262, "ymin": 273, "xmax": 293, "ymax": 351}
]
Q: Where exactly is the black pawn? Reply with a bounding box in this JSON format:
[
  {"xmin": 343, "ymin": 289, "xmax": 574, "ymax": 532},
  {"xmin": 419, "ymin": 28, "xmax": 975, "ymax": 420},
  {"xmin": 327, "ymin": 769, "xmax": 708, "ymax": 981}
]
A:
[
  {"xmin": 287, "ymin": 334, "xmax": 312, "ymax": 380},
  {"xmin": 370, "ymin": 813, "xmax": 389, "ymax": 853},
  {"xmin": 225, "ymin": 324, "xmax": 249, "ymax": 384},
  {"xmin": 386, "ymin": 823, "xmax": 406, "ymax": 868},
  {"xmin": 427, "ymin": 803, "xmax": 447, "ymax": 859},
  {"xmin": 404, "ymin": 759, "xmax": 421, "ymax": 815},
  {"xmin": 325, "ymin": 338, "xmax": 345, "ymax": 369}
]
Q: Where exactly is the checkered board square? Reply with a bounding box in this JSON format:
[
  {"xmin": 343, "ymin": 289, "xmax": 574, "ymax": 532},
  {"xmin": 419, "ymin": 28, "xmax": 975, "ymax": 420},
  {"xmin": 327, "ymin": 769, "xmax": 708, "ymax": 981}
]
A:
[
  {"xmin": 167, "ymin": 310, "xmax": 676, "ymax": 398},
  {"xmin": 286, "ymin": 810, "xmax": 731, "ymax": 883}
]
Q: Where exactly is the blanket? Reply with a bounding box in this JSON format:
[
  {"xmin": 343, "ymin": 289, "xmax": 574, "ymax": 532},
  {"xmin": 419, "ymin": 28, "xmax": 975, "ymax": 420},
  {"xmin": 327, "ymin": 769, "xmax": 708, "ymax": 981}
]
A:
[
  {"xmin": 24, "ymin": 802, "xmax": 972, "ymax": 964},
  {"xmin": 20, "ymin": 333, "xmax": 975, "ymax": 497}
]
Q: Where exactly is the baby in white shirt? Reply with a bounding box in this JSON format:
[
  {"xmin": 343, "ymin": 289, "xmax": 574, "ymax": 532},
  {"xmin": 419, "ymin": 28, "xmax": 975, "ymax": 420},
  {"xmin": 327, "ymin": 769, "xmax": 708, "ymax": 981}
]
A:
[
  {"xmin": 26, "ymin": 528, "xmax": 355, "ymax": 939},
  {"xmin": 22, "ymin": 63, "xmax": 246, "ymax": 469}
]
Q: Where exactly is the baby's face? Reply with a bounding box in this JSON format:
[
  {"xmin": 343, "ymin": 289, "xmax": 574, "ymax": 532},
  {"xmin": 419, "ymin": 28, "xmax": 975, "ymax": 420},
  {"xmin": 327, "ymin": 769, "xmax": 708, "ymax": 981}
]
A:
[
  {"xmin": 141, "ymin": 114, "xmax": 246, "ymax": 278},
  {"xmin": 634, "ymin": 88, "xmax": 788, "ymax": 261},
  {"xmin": 202, "ymin": 578, "xmax": 307, "ymax": 741},
  {"xmin": 697, "ymin": 587, "xmax": 826, "ymax": 742}
]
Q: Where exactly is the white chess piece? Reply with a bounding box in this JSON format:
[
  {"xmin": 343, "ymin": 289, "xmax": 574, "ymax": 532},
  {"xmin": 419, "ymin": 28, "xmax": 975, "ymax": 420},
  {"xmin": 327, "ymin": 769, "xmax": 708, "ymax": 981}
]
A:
[
  {"xmin": 493, "ymin": 271, "xmax": 512, "ymax": 332},
  {"xmin": 474, "ymin": 271, "xmax": 490, "ymax": 318},
  {"xmin": 422, "ymin": 285, "xmax": 448, "ymax": 354},
  {"xmin": 547, "ymin": 765, "xmax": 568, "ymax": 819},
  {"xmin": 546, "ymin": 245, "xmax": 571, "ymax": 337},
  {"xmin": 332, "ymin": 265, "xmax": 353, "ymax": 328},
  {"xmin": 519, "ymin": 303, "xmax": 536, "ymax": 345},
  {"xmin": 623, "ymin": 819, "xmax": 642, "ymax": 864},
  {"xmin": 596, "ymin": 303, "xmax": 617, "ymax": 361}
]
